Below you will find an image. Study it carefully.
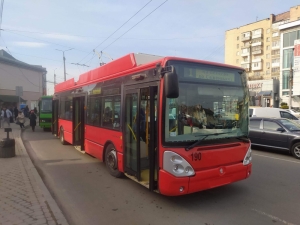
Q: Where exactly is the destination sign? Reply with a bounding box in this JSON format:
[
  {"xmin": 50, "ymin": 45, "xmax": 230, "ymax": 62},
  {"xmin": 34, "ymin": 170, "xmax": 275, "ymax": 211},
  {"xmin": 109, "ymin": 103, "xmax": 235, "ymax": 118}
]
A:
[{"xmin": 183, "ymin": 67, "xmax": 235, "ymax": 82}]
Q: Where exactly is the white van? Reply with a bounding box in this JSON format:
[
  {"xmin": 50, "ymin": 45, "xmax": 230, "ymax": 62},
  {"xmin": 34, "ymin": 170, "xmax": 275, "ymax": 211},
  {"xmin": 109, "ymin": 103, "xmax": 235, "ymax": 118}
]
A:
[{"xmin": 249, "ymin": 107, "xmax": 300, "ymax": 122}]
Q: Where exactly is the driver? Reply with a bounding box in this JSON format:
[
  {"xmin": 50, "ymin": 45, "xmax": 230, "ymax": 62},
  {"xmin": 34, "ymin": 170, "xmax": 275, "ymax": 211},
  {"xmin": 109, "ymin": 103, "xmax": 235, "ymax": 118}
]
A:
[{"xmin": 192, "ymin": 104, "xmax": 207, "ymax": 129}]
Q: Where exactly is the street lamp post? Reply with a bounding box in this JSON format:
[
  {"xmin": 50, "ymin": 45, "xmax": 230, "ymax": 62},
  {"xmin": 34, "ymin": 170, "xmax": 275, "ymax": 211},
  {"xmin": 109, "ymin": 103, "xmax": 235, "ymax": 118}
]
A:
[
  {"xmin": 55, "ymin": 48, "xmax": 73, "ymax": 81},
  {"xmin": 54, "ymin": 68, "xmax": 57, "ymax": 86}
]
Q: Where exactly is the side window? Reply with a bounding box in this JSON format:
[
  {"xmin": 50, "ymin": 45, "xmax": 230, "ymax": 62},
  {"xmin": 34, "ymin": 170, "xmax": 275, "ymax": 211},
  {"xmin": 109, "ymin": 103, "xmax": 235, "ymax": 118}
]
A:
[
  {"xmin": 263, "ymin": 121, "xmax": 281, "ymax": 131},
  {"xmin": 64, "ymin": 100, "xmax": 72, "ymax": 121},
  {"xmin": 249, "ymin": 119, "xmax": 261, "ymax": 129},
  {"xmin": 280, "ymin": 111, "xmax": 297, "ymax": 120},
  {"xmin": 87, "ymin": 96, "xmax": 101, "ymax": 126},
  {"xmin": 102, "ymin": 97, "xmax": 113, "ymax": 128},
  {"xmin": 60, "ymin": 100, "xmax": 65, "ymax": 119}
]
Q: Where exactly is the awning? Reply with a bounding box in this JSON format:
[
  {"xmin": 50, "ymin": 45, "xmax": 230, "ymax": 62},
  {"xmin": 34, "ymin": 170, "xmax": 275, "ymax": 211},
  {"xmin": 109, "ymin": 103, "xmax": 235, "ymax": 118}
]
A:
[
  {"xmin": 0, "ymin": 95, "xmax": 26, "ymax": 103},
  {"xmin": 257, "ymin": 90, "xmax": 272, "ymax": 97}
]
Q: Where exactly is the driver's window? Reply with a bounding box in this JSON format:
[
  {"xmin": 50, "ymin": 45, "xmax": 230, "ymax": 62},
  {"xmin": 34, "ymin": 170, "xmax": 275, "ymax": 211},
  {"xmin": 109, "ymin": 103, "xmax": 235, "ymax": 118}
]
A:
[{"xmin": 263, "ymin": 121, "xmax": 281, "ymax": 131}]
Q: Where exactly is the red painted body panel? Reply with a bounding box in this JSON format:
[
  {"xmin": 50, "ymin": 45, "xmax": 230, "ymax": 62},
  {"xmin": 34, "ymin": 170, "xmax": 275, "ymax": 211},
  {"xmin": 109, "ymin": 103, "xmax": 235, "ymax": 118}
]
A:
[
  {"xmin": 59, "ymin": 119, "xmax": 73, "ymax": 144},
  {"xmin": 85, "ymin": 125, "xmax": 122, "ymax": 158},
  {"xmin": 55, "ymin": 78, "xmax": 75, "ymax": 93},
  {"xmin": 117, "ymin": 152, "xmax": 124, "ymax": 173}
]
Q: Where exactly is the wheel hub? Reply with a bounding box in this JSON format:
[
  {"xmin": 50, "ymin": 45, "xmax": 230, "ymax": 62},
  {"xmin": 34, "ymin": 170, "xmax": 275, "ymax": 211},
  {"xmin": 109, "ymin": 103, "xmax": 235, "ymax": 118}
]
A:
[{"xmin": 107, "ymin": 150, "xmax": 117, "ymax": 169}]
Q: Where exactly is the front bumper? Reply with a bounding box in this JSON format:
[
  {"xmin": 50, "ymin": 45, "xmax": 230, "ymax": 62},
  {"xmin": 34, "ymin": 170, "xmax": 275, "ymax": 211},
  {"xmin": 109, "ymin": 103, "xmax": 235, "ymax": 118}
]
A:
[{"xmin": 158, "ymin": 163, "xmax": 252, "ymax": 196}]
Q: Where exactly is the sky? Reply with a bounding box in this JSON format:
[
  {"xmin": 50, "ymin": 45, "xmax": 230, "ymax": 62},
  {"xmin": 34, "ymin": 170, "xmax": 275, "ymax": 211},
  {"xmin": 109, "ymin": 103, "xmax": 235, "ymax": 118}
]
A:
[{"xmin": 1, "ymin": 0, "xmax": 299, "ymax": 95}]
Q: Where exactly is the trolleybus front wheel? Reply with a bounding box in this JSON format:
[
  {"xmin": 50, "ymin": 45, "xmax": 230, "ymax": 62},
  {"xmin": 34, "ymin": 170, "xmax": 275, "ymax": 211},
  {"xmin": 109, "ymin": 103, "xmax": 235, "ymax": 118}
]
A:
[{"xmin": 105, "ymin": 144, "xmax": 122, "ymax": 178}]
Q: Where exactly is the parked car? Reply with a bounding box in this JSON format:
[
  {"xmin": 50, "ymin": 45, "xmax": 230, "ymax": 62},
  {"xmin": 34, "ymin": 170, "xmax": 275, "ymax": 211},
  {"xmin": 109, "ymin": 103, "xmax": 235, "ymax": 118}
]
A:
[
  {"xmin": 285, "ymin": 109, "xmax": 300, "ymax": 118},
  {"xmin": 249, "ymin": 107, "xmax": 300, "ymax": 123},
  {"xmin": 249, "ymin": 117, "xmax": 300, "ymax": 159}
]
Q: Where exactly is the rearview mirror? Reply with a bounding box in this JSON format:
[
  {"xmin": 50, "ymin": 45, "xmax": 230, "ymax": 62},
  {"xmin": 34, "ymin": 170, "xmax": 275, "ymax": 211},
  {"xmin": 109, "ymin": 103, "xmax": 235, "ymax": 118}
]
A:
[
  {"xmin": 277, "ymin": 127, "xmax": 285, "ymax": 132},
  {"xmin": 164, "ymin": 66, "xmax": 179, "ymax": 98}
]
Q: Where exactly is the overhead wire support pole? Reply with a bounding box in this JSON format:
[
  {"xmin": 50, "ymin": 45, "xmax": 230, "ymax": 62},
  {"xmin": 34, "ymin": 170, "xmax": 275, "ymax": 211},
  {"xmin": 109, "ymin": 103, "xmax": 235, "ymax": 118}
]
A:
[{"xmin": 55, "ymin": 48, "xmax": 73, "ymax": 81}]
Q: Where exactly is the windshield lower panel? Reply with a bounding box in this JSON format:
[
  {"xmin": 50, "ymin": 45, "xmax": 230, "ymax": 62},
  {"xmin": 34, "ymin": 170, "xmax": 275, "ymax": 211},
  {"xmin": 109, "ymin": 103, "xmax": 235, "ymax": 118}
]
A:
[{"xmin": 163, "ymin": 62, "xmax": 249, "ymax": 146}]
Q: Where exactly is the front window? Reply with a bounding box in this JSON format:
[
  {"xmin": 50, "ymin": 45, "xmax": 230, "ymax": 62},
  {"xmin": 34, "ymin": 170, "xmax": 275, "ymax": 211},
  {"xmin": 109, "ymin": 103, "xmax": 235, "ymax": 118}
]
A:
[
  {"xmin": 164, "ymin": 61, "xmax": 249, "ymax": 145},
  {"xmin": 40, "ymin": 99, "xmax": 52, "ymax": 113}
]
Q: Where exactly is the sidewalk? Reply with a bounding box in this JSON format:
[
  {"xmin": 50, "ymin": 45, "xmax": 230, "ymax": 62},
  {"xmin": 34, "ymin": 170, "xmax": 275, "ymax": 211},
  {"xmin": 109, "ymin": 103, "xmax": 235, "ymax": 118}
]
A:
[{"xmin": 0, "ymin": 121, "xmax": 69, "ymax": 225}]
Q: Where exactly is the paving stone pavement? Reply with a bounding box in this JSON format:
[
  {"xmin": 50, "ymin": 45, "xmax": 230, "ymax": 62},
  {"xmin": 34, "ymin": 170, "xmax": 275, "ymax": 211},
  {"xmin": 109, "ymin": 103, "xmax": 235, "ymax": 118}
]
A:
[{"xmin": 0, "ymin": 121, "xmax": 69, "ymax": 225}]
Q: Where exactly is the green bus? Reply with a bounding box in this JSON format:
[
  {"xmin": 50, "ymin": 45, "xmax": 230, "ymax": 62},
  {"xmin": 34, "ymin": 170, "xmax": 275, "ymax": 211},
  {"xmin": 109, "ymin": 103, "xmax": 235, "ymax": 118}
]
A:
[{"xmin": 39, "ymin": 96, "xmax": 52, "ymax": 131}]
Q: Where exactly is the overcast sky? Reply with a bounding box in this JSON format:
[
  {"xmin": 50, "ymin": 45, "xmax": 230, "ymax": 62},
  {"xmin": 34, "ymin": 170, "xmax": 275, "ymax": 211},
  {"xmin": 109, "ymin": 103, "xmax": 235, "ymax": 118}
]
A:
[{"xmin": 1, "ymin": 0, "xmax": 299, "ymax": 94}]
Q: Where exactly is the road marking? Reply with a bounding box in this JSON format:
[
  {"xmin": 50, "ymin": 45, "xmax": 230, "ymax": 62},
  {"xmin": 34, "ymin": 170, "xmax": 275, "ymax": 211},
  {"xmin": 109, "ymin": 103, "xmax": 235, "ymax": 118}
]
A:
[
  {"xmin": 252, "ymin": 209, "xmax": 295, "ymax": 225},
  {"xmin": 253, "ymin": 153, "xmax": 300, "ymax": 164}
]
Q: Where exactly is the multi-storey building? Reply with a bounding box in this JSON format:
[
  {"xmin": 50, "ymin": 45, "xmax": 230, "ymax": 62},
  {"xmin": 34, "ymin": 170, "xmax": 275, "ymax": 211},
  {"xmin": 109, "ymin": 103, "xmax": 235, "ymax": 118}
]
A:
[
  {"xmin": 0, "ymin": 50, "xmax": 47, "ymax": 109},
  {"xmin": 225, "ymin": 5, "xmax": 300, "ymax": 108}
]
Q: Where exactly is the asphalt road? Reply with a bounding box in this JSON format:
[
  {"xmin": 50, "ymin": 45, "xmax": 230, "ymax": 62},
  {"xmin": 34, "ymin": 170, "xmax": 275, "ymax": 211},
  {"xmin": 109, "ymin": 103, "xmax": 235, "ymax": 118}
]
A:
[{"xmin": 22, "ymin": 126, "xmax": 300, "ymax": 225}]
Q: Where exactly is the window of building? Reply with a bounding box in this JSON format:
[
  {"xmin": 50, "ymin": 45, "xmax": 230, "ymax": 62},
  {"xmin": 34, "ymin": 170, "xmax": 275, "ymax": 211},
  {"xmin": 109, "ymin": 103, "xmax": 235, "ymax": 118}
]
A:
[
  {"xmin": 282, "ymin": 91, "xmax": 291, "ymax": 96},
  {"xmin": 266, "ymin": 53, "xmax": 270, "ymax": 59},
  {"xmin": 236, "ymin": 51, "xmax": 240, "ymax": 56},
  {"xmin": 267, "ymin": 37, "xmax": 270, "ymax": 42},
  {"xmin": 272, "ymin": 32, "xmax": 279, "ymax": 37},
  {"xmin": 266, "ymin": 45, "xmax": 270, "ymax": 50},
  {"xmin": 271, "ymin": 67, "xmax": 279, "ymax": 73},
  {"xmin": 282, "ymin": 70, "xmax": 290, "ymax": 89},
  {"xmin": 253, "ymin": 62, "xmax": 259, "ymax": 67},
  {"xmin": 272, "ymin": 58, "xmax": 280, "ymax": 63},
  {"xmin": 271, "ymin": 49, "xmax": 280, "ymax": 55},
  {"xmin": 236, "ymin": 59, "xmax": 239, "ymax": 63},
  {"xmin": 237, "ymin": 44, "xmax": 239, "ymax": 49},
  {"xmin": 266, "ymin": 62, "xmax": 270, "ymax": 68},
  {"xmin": 252, "ymin": 46, "xmax": 261, "ymax": 51},
  {"xmin": 252, "ymin": 38, "xmax": 262, "ymax": 43},
  {"xmin": 237, "ymin": 36, "xmax": 239, "ymax": 41},
  {"xmin": 283, "ymin": 49, "xmax": 294, "ymax": 68},
  {"xmin": 266, "ymin": 70, "xmax": 270, "ymax": 74},
  {"xmin": 283, "ymin": 31, "xmax": 298, "ymax": 48},
  {"xmin": 254, "ymin": 55, "xmax": 260, "ymax": 60},
  {"xmin": 254, "ymin": 72, "xmax": 260, "ymax": 76},
  {"xmin": 266, "ymin": 28, "xmax": 270, "ymax": 34},
  {"xmin": 272, "ymin": 40, "xmax": 280, "ymax": 48},
  {"xmin": 253, "ymin": 29, "xmax": 262, "ymax": 35}
]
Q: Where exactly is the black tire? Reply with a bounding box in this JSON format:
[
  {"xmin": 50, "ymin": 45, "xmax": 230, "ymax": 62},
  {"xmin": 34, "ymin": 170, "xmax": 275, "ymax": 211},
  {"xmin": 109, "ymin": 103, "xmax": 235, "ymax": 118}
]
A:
[
  {"xmin": 105, "ymin": 144, "xmax": 122, "ymax": 178},
  {"xmin": 60, "ymin": 128, "xmax": 67, "ymax": 145},
  {"xmin": 291, "ymin": 143, "xmax": 300, "ymax": 160}
]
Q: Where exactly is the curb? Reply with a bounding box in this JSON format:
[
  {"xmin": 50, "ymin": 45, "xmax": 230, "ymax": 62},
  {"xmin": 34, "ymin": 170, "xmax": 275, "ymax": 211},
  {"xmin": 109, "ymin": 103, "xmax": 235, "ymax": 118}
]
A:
[{"xmin": 16, "ymin": 128, "xmax": 70, "ymax": 225}]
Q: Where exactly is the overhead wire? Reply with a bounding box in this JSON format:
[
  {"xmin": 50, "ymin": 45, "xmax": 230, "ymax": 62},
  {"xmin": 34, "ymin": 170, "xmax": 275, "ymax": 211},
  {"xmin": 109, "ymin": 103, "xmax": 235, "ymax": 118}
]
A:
[
  {"xmin": 101, "ymin": 0, "xmax": 169, "ymax": 51},
  {"xmin": 78, "ymin": 0, "xmax": 152, "ymax": 63}
]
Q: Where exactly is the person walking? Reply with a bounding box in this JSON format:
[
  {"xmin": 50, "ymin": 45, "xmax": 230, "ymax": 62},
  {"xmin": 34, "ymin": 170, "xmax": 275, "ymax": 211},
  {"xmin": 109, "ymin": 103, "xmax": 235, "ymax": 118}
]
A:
[
  {"xmin": 1, "ymin": 106, "xmax": 13, "ymax": 127},
  {"xmin": 14, "ymin": 106, "xmax": 19, "ymax": 121},
  {"xmin": 24, "ymin": 105, "xmax": 29, "ymax": 117},
  {"xmin": 29, "ymin": 110, "xmax": 37, "ymax": 132},
  {"xmin": 16, "ymin": 111, "xmax": 25, "ymax": 129}
]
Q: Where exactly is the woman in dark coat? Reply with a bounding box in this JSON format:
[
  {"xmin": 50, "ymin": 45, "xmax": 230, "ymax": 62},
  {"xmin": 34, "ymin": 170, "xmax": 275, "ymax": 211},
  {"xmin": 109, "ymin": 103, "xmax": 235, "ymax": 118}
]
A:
[{"xmin": 29, "ymin": 110, "xmax": 37, "ymax": 132}]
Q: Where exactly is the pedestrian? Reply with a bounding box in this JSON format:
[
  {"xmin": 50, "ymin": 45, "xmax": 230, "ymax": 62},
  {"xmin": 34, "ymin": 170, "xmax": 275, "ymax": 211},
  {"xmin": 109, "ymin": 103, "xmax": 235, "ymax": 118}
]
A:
[
  {"xmin": 24, "ymin": 105, "xmax": 29, "ymax": 117},
  {"xmin": 29, "ymin": 110, "xmax": 37, "ymax": 132},
  {"xmin": 34, "ymin": 107, "xmax": 38, "ymax": 114},
  {"xmin": 16, "ymin": 111, "xmax": 25, "ymax": 129},
  {"xmin": 14, "ymin": 106, "xmax": 19, "ymax": 121},
  {"xmin": 0, "ymin": 106, "xmax": 13, "ymax": 127},
  {"xmin": 9, "ymin": 107, "xmax": 14, "ymax": 123}
]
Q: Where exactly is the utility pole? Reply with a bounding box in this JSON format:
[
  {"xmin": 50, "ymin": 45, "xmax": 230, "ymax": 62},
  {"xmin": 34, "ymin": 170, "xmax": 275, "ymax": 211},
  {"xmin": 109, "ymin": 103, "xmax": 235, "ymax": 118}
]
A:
[
  {"xmin": 55, "ymin": 48, "xmax": 73, "ymax": 81},
  {"xmin": 289, "ymin": 62, "xmax": 293, "ymax": 110}
]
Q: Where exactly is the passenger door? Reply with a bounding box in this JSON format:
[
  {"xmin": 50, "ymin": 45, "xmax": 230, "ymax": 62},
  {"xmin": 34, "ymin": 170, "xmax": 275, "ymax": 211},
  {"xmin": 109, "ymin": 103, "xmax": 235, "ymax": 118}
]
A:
[
  {"xmin": 123, "ymin": 86, "xmax": 158, "ymax": 190},
  {"xmin": 261, "ymin": 119, "xmax": 289, "ymax": 149},
  {"xmin": 52, "ymin": 99, "xmax": 59, "ymax": 136},
  {"xmin": 73, "ymin": 96, "xmax": 85, "ymax": 150}
]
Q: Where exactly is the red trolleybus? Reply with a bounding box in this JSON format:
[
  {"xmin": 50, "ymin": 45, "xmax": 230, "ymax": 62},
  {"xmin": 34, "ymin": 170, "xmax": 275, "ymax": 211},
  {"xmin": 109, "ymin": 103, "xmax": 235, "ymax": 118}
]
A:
[{"xmin": 52, "ymin": 53, "xmax": 252, "ymax": 196}]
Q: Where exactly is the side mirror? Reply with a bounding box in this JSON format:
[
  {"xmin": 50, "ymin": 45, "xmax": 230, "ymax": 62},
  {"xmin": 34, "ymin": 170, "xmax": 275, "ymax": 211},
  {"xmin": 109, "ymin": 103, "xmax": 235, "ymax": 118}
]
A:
[
  {"xmin": 164, "ymin": 66, "xmax": 179, "ymax": 98},
  {"xmin": 277, "ymin": 127, "xmax": 285, "ymax": 132}
]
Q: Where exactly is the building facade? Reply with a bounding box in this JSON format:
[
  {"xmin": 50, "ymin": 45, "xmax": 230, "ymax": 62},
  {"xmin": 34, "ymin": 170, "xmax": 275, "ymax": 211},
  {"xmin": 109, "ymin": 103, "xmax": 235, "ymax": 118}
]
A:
[
  {"xmin": 225, "ymin": 5, "xmax": 300, "ymax": 108},
  {"xmin": 0, "ymin": 50, "xmax": 47, "ymax": 109}
]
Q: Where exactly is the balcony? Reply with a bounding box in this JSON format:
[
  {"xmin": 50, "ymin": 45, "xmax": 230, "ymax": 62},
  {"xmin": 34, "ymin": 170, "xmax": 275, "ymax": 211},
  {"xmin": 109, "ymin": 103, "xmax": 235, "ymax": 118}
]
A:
[
  {"xmin": 242, "ymin": 36, "xmax": 251, "ymax": 41},
  {"xmin": 252, "ymin": 33, "xmax": 262, "ymax": 39},
  {"xmin": 248, "ymin": 76, "xmax": 263, "ymax": 81},
  {"xmin": 241, "ymin": 60, "xmax": 250, "ymax": 65},
  {"xmin": 252, "ymin": 58, "xmax": 262, "ymax": 63},
  {"xmin": 272, "ymin": 45, "xmax": 280, "ymax": 50},
  {"xmin": 252, "ymin": 50, "xmax": 262, "ymax": 55},
  {"xmin": 252, "ymin": 63, "xmax": 262, "ymax": 71},
  {"xmin": 241, "ymin": 63, "xmax": 250, "ymax": 69},
  {"xmin": 241, "ymin": 49, "xmax": 250, "ymax": 56},
  {"xmin": 272, "ymin": 62, "xmax": 280, "ymax": 67},
  {"xmin": 251, "ymin": 42, "xmax": 262, "ymax": 47}
]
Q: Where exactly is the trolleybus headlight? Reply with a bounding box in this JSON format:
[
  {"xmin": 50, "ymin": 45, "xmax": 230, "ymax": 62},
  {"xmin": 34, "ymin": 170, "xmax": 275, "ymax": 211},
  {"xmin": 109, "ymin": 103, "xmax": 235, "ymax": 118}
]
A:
[
  {"xmin": 243, "ymin": 146, "xmax": 252, "ymax": 165},
  {"xmin": 163, "ymin": 151, "xmax": 195, "ymax": 177}
]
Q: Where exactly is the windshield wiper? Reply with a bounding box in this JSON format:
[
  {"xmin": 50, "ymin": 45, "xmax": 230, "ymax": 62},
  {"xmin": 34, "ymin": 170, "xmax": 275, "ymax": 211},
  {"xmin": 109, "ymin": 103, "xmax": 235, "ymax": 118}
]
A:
[{"xmin": 185, "ymin": 132, "xmax": 233, "ymax": 151}]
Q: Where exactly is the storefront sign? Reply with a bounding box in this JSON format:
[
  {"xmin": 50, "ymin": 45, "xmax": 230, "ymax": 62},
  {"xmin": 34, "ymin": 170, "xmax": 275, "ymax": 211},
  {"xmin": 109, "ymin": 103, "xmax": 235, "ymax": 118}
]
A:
[{"xmin": 248, "ymin": 83, "xmax": 262, "ymax": 89}]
